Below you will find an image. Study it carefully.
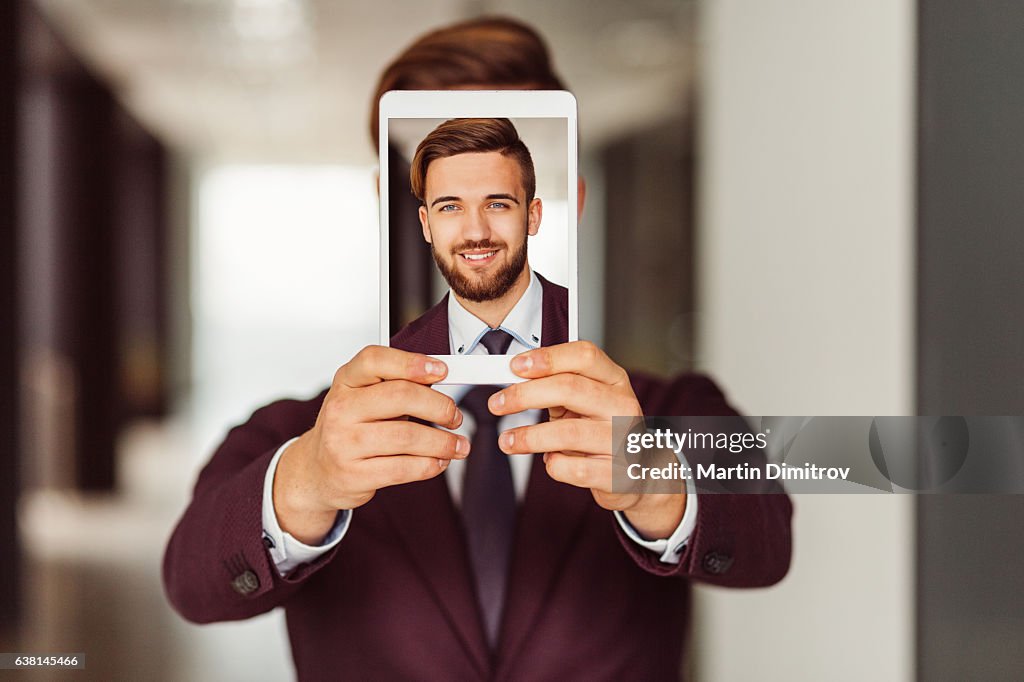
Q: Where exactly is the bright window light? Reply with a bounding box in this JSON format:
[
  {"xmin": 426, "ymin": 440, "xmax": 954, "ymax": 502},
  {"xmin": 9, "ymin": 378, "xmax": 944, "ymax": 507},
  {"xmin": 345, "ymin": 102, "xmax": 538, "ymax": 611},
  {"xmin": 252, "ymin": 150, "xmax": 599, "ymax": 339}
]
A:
[{"xmin": 193, "ymin": 164, "xmax": 378, "ymax": 416}]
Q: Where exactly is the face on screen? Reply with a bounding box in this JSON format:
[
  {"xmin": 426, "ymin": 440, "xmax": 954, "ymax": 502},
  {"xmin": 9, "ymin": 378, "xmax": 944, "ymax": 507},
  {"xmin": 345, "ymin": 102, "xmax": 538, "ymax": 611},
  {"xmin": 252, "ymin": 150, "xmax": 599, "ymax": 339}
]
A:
[
  {"xmin": 417, "ymin": 151, "xmax": 542, "ymax": 303},
  {"xmin": 387, "ymin": 114, "xmax": 571, "ymax": 342}
]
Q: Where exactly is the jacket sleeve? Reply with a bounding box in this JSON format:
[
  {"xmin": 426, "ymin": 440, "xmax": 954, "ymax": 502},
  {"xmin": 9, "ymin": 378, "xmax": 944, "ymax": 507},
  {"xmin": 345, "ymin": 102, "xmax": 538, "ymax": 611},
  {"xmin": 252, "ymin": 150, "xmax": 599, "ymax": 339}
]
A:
[
  {"xmin": 162, "ymin": 390, "xmax": 340, "ymax": 623},
  {"xmin": 617, "ymin": 372, "xmax": 793, "ymax": 587}
]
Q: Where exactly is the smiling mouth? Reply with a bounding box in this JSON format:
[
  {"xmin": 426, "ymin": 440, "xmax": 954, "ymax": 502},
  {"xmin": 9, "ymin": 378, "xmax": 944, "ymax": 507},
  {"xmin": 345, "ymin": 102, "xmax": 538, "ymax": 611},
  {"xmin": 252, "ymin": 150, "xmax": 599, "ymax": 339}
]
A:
[{"xmin": 459, "ymin": 250, "xmax": 498, "ymax": 264}]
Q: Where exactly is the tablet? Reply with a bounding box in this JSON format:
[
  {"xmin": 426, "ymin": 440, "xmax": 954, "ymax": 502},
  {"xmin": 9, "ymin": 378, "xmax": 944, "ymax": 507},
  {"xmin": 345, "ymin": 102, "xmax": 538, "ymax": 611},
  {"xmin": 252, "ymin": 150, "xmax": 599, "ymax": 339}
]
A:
[{"xmin": 379, "ymin": 90, "xmax": 578, "ymax": 384}]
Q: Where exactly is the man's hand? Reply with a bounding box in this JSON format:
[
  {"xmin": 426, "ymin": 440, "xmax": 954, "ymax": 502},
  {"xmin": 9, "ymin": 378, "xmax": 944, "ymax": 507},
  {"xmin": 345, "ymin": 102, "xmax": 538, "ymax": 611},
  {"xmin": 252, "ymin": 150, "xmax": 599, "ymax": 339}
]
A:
[
  {"xmin": 490, "ymin": 341, "xmax": 686, "ymax": 540},
  {"xmin": 274, "ymin": 346, "xmax": 469, "ymax": 544}
]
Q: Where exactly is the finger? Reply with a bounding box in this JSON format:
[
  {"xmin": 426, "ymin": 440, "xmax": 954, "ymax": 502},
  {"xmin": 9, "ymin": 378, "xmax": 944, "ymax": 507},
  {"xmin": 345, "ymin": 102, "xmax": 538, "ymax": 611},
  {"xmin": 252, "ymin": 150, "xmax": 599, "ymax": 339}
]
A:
[
  {"xmin": 335, "ymin": 346, "xmax": 447, "ymax": 388},
  {"xmin": 509, "ymin": 341, "xmax": 627, "ymax": 385},
  {"xmin": 499, "ymin": 419, "xmax": 611, "ymax": 457},
  {"xmin": 357, "ymin": 454, "xmax": 453, "ymax": 490},
  {"xmin": 543, "ymin": 452, "xmax": 614, "ymax": 493},
  {"xmin": 330, "ymin": 380, "xmax": 462, "ymax": 428},
  {"xmin": 329, "ymin": 421, "xmax": 469, "ymax": 460},
  {"xmin": 489, "ymin": 374, "xmax": 640, "ymax": 419}
]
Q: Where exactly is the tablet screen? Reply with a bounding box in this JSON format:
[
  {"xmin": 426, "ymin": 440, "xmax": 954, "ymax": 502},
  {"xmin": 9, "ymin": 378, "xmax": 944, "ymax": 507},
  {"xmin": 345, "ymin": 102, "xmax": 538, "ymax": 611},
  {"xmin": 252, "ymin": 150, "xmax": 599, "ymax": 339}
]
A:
[{"xmin": 379, "ymin": 91, "xmax": 577, "ymax": 384}]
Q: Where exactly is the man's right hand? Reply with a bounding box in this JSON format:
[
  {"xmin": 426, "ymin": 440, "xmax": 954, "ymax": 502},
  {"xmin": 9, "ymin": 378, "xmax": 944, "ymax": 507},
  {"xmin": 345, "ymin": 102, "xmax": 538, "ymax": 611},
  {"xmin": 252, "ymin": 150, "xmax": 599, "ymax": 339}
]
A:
[{"xmin": 273, "ymin": 346, "xmax": 467, "ymax": 544}]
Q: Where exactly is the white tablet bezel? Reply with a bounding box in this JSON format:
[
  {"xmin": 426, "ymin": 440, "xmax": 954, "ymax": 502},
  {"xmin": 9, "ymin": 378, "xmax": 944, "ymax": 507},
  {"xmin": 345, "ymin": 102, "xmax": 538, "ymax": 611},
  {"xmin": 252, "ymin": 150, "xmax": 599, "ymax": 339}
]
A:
[{"xmin": 379, "ymin": 90, "xmax": 579, "ymax": 385}]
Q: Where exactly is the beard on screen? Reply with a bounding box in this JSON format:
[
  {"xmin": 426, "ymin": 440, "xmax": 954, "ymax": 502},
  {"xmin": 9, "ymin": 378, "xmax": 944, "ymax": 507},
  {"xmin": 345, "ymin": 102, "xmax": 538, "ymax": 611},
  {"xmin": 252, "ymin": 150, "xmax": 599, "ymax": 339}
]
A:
[{"xmin": 432, "ymin": 235, "xmax": 528, "ymax": 303}]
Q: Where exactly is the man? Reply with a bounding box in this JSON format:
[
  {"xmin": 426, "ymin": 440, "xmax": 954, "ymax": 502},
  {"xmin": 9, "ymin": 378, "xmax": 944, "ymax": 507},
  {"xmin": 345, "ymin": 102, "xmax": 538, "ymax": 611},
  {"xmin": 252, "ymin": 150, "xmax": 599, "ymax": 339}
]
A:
[
  {"xmin": 163, "ymin": 17, "xmax": 792, "ymax": 681},
  {"xmin": 411, "ymin": 116, "xmax": 558, "ymax": 336}
]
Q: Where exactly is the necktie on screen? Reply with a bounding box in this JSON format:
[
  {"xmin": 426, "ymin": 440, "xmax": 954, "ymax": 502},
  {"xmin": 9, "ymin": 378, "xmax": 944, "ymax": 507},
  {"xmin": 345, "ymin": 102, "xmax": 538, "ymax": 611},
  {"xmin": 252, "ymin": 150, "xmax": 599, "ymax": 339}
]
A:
[{"xmin": 459, "ymin": 329, "xmax": 516, "ymax": 648}]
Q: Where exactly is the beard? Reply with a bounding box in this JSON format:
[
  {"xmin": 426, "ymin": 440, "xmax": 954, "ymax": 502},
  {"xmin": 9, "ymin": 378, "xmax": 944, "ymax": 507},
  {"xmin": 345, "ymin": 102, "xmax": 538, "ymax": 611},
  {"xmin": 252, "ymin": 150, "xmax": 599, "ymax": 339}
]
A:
[{"xmin": 431, "ymin": 235, "xmax": 529, "ymax": 303}]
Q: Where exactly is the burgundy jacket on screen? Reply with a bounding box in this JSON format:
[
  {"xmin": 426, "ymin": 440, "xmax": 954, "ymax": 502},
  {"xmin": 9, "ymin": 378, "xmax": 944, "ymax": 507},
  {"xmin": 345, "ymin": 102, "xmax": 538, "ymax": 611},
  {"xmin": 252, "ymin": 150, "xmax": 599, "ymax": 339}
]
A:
[{"xmin": 163, "ymin": 275, "xmax": 792, "ymax": 681}]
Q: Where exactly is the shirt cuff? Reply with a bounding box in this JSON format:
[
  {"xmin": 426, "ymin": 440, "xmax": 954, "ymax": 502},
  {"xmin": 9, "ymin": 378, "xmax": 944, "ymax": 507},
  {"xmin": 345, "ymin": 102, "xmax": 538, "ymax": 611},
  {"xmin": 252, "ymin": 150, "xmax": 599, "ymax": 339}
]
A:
[
  {"xmin": 613, "ymin": 454, "xmax": 699, "ymax": 565},
  {"xmin": 261, "ymin": 437, "xmax": 351, "ymax": 576}
]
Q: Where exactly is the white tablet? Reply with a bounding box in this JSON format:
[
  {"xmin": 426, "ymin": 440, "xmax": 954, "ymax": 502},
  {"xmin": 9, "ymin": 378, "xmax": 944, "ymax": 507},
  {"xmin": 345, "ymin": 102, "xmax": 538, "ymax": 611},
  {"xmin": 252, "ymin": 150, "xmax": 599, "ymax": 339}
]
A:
[{"xmin": 379, "ymin": 90, "xmax": 578, "ymax": 385}]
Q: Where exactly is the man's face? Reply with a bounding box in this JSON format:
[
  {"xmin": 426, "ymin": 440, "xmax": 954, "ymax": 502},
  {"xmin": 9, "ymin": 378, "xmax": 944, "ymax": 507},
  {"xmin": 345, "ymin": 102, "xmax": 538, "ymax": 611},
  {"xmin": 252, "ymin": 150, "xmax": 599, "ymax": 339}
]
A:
[{"xmin": 418, "ymin": 151, "xmax": 542, "ymax": 302}]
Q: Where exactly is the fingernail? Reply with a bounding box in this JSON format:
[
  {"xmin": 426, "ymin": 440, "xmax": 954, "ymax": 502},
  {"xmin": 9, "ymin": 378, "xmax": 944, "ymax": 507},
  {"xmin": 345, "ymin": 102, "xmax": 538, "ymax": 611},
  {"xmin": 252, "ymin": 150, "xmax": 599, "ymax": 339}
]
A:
[
  {"xmin": 453, "ymin": 409, "xmax": 463, "ymax": 428},
  {"xmin": 424, "ymin": 360, "xmax": 443, "ymax": 376},
  {"xmin": 501, "ymin": 431, "xmax": 515, "ymax": 449},
  {"xmin": 543, "ymin": 452, "xmax": 550, "ymax": 464},
  {"xmin": 439, "ymin": 458, "xmax": 448, "ymax": 469},
  {"xmin": 490, "ymin": 392, "xmax": 505, "ymax": 409},
  {"xmin": 456, "ymin": 436, "xmax": 470, "ymax": 455},
  {"xmin": 512, "ymin": 354, "xmax": 533, "ymax": 372}
]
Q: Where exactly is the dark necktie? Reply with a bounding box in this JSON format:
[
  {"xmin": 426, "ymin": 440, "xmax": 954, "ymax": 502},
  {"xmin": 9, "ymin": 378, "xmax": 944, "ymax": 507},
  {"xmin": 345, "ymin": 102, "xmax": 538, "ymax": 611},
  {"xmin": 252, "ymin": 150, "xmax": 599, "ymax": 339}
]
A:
[{"xmin": 460, "ymin": 329, "xmax": 516, "ymax": 648}]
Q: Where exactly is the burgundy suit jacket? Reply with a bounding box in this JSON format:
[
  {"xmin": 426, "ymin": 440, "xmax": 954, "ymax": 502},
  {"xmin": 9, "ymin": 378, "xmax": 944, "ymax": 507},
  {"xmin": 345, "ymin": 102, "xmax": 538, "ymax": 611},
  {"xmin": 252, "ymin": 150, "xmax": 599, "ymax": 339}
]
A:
[{"xmin": 163, "ymin": 275, "xmax": 792, "ymax": 681}]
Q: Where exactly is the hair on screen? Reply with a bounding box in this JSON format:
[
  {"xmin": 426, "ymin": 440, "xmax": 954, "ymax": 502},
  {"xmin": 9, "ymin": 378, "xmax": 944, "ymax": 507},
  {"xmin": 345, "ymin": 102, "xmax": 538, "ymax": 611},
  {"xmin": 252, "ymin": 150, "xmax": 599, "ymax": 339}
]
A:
[{"xmin": 410, "ymin": 118, "xmax": 536, "ymax": 205}]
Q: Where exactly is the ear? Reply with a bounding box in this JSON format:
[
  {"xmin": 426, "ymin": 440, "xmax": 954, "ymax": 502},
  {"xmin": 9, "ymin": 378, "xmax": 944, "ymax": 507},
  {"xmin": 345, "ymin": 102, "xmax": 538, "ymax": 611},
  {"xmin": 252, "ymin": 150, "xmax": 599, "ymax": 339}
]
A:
[
  {"xmin": 577, "ymin": 176, "xmax": 587, "ymax": 218},
  {"xmin": 527, "ymin": 198, "xmax": 543, "ymax": 236},
  {"xmin": 418, "ymin": 205, "xmax": 432, "ymax": 244}
]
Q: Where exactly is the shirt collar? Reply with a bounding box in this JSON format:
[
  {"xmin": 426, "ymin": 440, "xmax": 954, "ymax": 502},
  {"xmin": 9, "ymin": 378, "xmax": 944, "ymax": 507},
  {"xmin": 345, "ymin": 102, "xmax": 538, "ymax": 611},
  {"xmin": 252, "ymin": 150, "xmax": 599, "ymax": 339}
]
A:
[{"xmin": 447, "ymin": 269, "xmax": 543, "ymax": 355}]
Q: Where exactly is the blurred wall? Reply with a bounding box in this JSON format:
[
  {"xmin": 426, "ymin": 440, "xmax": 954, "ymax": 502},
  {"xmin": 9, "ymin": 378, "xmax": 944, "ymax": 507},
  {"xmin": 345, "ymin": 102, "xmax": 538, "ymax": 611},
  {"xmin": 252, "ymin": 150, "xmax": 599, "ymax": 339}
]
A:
[
  {"xmin": 1, "ymin": 0, "xmax": 23, "ymax": 632},
  {"xmin": 694, "ymin": 1, "xmax": 915, "ymax": 680},
  {"xmin": 602, "ymin": 116, "xmax": 695, "ymax": 374},
  {"xmin": 165, "ymin": 152, "xmax": 193, "ymax": 408},
  {"xmin": 916, "ymin": 1, "xmax": 1024, "ymax": 679},
  {"xmin": 17, "ymin": 3, "xmax": 172, "ymax": 493}
]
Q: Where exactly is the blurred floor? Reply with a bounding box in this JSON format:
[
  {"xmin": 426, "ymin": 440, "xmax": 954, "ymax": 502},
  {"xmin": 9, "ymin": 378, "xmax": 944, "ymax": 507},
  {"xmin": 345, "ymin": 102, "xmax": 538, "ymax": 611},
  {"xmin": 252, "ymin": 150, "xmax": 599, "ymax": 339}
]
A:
[{"xmin": 7, "ymin": 411, "xmax": 297, "ymax": 681}]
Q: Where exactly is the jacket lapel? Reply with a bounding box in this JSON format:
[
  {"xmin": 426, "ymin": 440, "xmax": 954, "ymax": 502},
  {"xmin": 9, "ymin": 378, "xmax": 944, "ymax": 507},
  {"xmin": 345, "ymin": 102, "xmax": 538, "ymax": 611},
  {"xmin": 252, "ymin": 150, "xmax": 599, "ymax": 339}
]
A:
[
  {"xmin": 390, "ymin": 294, "xmax": 451, "ymax": 355},
  {"xmin": 536, "ymin": 273, "xmax": 569, "ymax": 345},
  {"xmin": 378, "ymin": 477, "xmax": 491, "ymax": 677}
]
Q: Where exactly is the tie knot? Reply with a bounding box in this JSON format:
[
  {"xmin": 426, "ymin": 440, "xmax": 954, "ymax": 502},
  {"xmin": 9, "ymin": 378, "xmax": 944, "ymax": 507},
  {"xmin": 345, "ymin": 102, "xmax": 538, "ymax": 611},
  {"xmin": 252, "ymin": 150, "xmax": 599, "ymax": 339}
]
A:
[{"xmin": 479, "ymin": 329, "xmax": 514, "ymax": 355}]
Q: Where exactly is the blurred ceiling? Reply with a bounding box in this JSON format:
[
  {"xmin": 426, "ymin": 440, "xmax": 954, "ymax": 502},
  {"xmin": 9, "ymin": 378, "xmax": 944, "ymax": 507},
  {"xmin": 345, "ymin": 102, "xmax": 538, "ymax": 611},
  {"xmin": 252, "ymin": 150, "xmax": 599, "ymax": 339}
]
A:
[{"xmin": 33, "ymin": 0, "xmax": 695, "ymax": 163}]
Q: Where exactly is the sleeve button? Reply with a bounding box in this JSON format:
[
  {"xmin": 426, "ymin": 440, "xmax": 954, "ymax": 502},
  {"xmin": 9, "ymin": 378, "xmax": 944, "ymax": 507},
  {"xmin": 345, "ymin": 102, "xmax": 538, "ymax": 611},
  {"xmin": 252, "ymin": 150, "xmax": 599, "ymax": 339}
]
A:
[
  {"xmin": 702, "ymin": 551, "xmax": 734, "ymax": 575},
  {"xmin": 231, "ymin": 570, "xmax": 260, "ymax": 595}
]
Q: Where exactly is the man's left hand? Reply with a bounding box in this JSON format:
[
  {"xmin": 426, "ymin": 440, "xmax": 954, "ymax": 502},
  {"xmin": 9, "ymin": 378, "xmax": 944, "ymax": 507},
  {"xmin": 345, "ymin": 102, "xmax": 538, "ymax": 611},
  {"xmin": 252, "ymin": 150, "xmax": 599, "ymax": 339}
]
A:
[{"xmin": 489, "ymin": 341, "xmax": 685, "ymax": 539}]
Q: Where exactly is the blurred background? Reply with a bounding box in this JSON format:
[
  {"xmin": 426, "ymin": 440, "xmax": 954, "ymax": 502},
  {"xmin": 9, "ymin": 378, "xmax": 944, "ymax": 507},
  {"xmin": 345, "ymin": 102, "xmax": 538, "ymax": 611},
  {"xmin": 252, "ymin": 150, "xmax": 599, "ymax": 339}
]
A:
[{"xmin": 1, "ymin": 0, "xmax": 1022, "ymax": 680}]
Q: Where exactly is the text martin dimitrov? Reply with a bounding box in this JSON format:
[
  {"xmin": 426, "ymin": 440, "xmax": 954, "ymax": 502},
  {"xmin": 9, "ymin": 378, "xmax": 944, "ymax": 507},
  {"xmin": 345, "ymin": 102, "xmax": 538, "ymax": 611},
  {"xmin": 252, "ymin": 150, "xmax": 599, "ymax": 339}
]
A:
[{"xmin": 624, "ymin": 429, "xmax": 851, "ymax": 481}]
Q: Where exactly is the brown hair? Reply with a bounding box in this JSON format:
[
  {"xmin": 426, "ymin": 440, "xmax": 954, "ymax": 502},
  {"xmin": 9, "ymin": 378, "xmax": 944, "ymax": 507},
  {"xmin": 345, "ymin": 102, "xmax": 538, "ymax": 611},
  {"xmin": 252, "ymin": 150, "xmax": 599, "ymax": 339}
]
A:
[
  {"xmin": 370, "ymin": 17, "xmax": 566, "ymax": 150},
  {"xmin": 410, "ymin": 118, "xmax": 535, "ymax": 204}
]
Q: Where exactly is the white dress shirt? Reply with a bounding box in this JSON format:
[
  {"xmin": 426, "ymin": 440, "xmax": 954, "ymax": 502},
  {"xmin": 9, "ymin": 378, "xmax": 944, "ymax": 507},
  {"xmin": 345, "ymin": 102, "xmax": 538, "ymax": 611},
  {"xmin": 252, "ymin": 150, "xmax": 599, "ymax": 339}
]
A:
[{"xmin": 261, "ymin": 269, "xmax": 698, "ymax": 575}]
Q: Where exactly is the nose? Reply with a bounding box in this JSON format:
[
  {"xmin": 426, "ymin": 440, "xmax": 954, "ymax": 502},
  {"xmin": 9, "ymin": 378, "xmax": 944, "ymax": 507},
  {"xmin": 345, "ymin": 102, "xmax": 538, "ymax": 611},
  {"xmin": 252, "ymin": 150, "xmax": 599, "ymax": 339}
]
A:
[{"xmin": 462, "ymin": 207, "xmax": 491, "ymax": 242}]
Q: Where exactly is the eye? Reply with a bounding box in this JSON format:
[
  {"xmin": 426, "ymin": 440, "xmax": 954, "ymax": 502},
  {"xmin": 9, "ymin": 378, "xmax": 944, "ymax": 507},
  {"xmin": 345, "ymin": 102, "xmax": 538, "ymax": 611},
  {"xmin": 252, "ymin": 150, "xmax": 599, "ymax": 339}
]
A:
[
  {"xmin": 438, "ymin": 204, "xmax": 459, "ymax": 213},
  {"xmin": 487, "ymin": 201, "xmax": 510, "ymax": 209}
]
